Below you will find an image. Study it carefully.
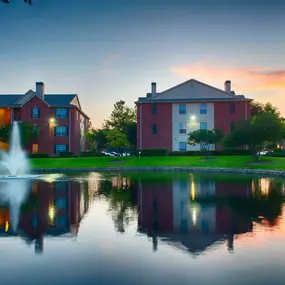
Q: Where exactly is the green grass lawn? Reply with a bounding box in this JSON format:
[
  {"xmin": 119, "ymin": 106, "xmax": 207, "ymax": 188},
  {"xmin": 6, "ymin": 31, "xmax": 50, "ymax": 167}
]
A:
[{"xmin": 29, "ymin": 156, "xmax": 285, "ymax": 171}]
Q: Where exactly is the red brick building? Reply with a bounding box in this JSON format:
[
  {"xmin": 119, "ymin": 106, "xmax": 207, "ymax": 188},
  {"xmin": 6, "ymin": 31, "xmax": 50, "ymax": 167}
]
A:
[
  {"xmin": 136, "ymin": 79, "xmax": 252, "ymax": 151},
  {"xmin": 0, "ymin": 82, "xmax": 90, "ymax": 155}
]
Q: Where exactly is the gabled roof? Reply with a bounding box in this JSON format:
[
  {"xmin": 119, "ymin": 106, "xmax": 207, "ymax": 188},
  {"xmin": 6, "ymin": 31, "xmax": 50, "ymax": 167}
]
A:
[{"xmin": 137, "ymin": 79, "xmax": 252, "ymax": 103}]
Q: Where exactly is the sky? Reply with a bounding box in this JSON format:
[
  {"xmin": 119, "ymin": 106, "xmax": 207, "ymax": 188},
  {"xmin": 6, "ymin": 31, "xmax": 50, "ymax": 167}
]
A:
[{"xmin": 0, "ymin": 0, "xmax": 284, "ymax": 127}]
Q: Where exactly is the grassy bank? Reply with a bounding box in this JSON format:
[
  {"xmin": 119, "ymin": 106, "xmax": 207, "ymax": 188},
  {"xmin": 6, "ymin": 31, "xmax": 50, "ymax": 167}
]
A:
[{"xmin": 29, "ymin": 156, "xmax": 285, "ymax": 171}]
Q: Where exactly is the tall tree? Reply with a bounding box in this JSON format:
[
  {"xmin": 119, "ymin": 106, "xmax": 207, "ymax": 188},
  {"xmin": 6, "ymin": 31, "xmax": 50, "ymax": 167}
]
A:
[
  {"xmin": 251, "ymin": 101, "xmax": 283, "ymax": 119},
  {"xmin": 103, "ymin": 100, "xmax": 137, "ymax": 147},
  {"xmin": 105, "ymin": 129, "xmax": 130, "ymax": 153},
  {"xmin": 188, "ymin": 129, "xmax": 224, "ymax": 155},
  {"xmin": 224, "ymin": 113, "xmax": 285, "ymax": 161},
  {"xmin": 85, "ymin": 128, "xmax": 107, "ymax": 151}
]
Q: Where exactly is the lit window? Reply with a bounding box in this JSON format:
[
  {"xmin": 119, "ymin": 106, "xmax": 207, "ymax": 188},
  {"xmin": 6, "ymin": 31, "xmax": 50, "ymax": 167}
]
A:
[
  {"xmin": 179, "ymin": 104, "xmax": 187, "ymax": 114},
  {"xmin": 32, "ymin": 144, "xmax": 39, "ymax": 153},
  {"xmin": 31, "ymin": 107, "xmax": 40, "ymax": 119},
  {"xmin": 200, "ymin": 122, "xmax": 207, "ymax": 130},
  {"xmin": 179, "ymin": 142, "xmax": 187, "ymax": 151},
  {"xmin": 179, "ymin": 122, "xmax": 186, "ymax": 134},
  {"xmin": 55, "ymin": 108, "xmax": 68, "ymax": 119},
  {"xmin": 55, "ymin": 126, "xmax": 68, "ymax": 136},
  {"xmin": 55, "ymin": 144, "xmax": 68, "ymax": 154},
  {"xmin": 200, "ymin": 103, "xmax": 207, "ymax": 114}
]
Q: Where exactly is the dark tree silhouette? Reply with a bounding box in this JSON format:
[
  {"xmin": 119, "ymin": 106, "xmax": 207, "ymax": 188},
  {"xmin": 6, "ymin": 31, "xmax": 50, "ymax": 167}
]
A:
[{"xmin": 1, "ymin": 0, "xmax": 32, "ymax": 4}]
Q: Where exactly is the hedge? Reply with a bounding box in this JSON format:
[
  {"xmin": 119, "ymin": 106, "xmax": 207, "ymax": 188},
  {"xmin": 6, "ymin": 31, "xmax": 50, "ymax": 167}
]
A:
[
  {"xmin": 59, "ymin": 151, "xmax": 76, "ymax": 158},
  {"xmin": 29, "ymin": 152, "xmax": 49, "ymax": 158},
  {"xmin": 79, "ymin": 151, "xmax": 105, "ymax": 157},
  {"xmin": 136, "ymin": 149, "xmax": 169, "ymax": 156}
]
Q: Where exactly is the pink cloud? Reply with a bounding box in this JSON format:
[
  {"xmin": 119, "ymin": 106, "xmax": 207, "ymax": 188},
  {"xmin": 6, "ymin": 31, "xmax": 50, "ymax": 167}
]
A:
[
  {"xmin": 170, "ymin": 64, "xmax": 285, "ymax": 92},
  {"xmin": 99, "ymin": 53, "xmax": 121, "ymax": 74}
]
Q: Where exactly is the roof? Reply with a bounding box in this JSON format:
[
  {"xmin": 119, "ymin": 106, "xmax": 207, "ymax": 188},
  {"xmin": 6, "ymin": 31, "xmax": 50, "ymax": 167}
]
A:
[
  {"xmin": 137, "ymin": 78, "xmax": 253, "ymax": 103},
  {"xmin": 0, "ymin": 93, "xmax": 90, "ymax": 119}
]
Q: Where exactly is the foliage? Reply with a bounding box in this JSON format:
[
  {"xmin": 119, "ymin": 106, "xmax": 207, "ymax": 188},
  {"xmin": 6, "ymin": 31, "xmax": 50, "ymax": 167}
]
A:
[
  {"xmin": 105, "ymin": 129, "xmax": 130, "ymax": 150},
  {"xmin": 86, "ymin": 128, "xmax": 107, "ymax": 151},
  {"xmin": 0, "ymin": 123, "xmax": 34, "ymax": 147},
  {"xmin": 103, "ymin": 100, "xmax": 137, "ymax": 147},
  {"xmin": 169, "ymin": 149, "xmax": 252, "ymax": 156},
  {"xmin": 136, "ymin": 148, "xmax": 169, "ymax": 157},
  {"xmin": 28, "ymin": 153, "xmax": 49, "ymax": 158},
  {"xmin": 251, "ymin": 101, "xmax": 284, "ymax": 120},
  {"xmin": 224, "ymin": 113, "xmax": 285, "ymax": 161},
  {"xmin": 58, "ymin": 151, "xmax": 75, "ymax": 158},
  {"xmin": 188, "ymin": 129, "xmax": 224, "ymax": 154},
  {"xmin": 1, "ymin": 0, "xmax": 32, "ymax": 3},
  {"xmin": 79, "ymin": 151, "xmax": 105, "ymax": 157}
]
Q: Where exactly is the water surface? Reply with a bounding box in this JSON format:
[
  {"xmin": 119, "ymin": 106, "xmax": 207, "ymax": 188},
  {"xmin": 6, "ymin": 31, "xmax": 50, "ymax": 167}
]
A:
[{"xmin": 0, "ymin": 172, "xmax": 285, "ymax": 285}]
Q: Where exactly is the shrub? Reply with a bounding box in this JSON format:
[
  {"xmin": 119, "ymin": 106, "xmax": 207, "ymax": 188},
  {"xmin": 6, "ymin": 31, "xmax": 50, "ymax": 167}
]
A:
[
  {"xmin": 137, "ymin": 149, "xmax": 169, "ymax": 156},
  {"xmin": 169, "ymin": 151, "xmax": 202, "ymax": 156},
  {"xmin": 217, "ymin": 149, "xmax": 252, "ymax": 156},
  {"xmin": 79, "ymin": 151, "xmax": 105, "ymax": 157},
  {"xmin": 59, "ymin": 151, "xmax": 75, "ymax": 158},
  {"xmin": 169, "ymin": 149, "xmax": 252, "ymax": 156},
  {"xmin": 29, "ymin": 152, "xmax": 49, "ymax": 158}
]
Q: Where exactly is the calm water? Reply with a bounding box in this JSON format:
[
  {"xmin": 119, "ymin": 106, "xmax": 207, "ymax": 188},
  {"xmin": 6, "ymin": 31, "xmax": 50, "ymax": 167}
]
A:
[{"xmin": 0, "ymin": 172, "xmax": 285, "ymax": 285}]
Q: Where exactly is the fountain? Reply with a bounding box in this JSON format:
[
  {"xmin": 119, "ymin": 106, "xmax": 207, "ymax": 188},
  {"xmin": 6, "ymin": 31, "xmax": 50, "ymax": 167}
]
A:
[{"xmin": 1, "ymin": 122, "xmax": 30, "ymax": 177}]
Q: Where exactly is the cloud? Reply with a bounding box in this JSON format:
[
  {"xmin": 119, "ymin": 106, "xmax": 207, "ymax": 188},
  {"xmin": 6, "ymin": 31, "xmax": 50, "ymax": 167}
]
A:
[
  {"xmin": 99, "ymin": 53, "xmax": 121, "ymax": 74},
  {"xmin": 170, "ymin": 64, "xmax": 285, "ymax": 92}
]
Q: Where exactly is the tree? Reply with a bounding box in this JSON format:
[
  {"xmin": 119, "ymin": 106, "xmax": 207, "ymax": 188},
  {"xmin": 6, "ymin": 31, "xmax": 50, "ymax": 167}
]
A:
[
  {"xmin": 188, "ymin": 129, "xmax": 224, "ymax": 155},
  {"xmin": 105, "ymin": 129, "xmax": 130, "ymax": 153},
  {"xmin": 251, "ymin": 101, "xmax": 283, "ymax": 120},
  {"xmin": 1, "ymin": 0, "xmax": 32, "ymax": 4},
  {"xmin": 85, "ymin": 128, "xmax": 107, "ymax": 151},
  {"xmin": 224, "ymin": 113, "xmax": 285, "ymax": 161},
  {"xmin": 0, "ymin": 123, "xmax": 34, "ymax": 147},
  {"xmin": 103, "ymin": 100, "xmax": 137, "ymax": 147}
]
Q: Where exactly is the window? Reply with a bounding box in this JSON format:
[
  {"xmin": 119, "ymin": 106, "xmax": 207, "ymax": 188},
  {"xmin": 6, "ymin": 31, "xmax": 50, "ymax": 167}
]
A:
[
  {"xmin": 151, "ymin": 103, "xmax": 157, "ymax": 115},
  {"xmin": 179, "ymin": 122, "xmax": 186, "ymax": 134},
  {"xmin": 32, "ymin": 144, "xmax": 39, "ymax": 153},
  {"xmin": 200, "ymin": 122, "xmax": 207, "ymax": 129},
  {"xmin": 31, "ymin": 107, "xmax": 40, "ymax": 119},
  {"xmin": 179, "ymin": 104, "xmax": 187, "ymax": 114},
  {"xmin": 200, "ymin": 103, "xmax": 207, "ymax": 114},
  {"xmin": 151, "ymin": 123, "xmax": 157, "ymax": 134},
  {"xmin": 33, "ymin": 125, "xmax": 39, "ymax": 137},
  {"xmin": 230, "ymin": 122, "xmax": 235, "ymax": 132},
  {"xmin": 55, "ymin": 126, "xmax": 68, "ymax": 136},
  {"xmin": 179, "ymin": 142, "xmax": 187, "ymax": 151},
  {"xmin": 55, "ymin": 108, "xmax": 68, "ymax": 119},
  {"xmin": 230, "ymin": 103, "xmax": 235, "ymax": 114},
  {"xmin": 55, "ymin": 144, "xmax": 68, "ymax": 154}
]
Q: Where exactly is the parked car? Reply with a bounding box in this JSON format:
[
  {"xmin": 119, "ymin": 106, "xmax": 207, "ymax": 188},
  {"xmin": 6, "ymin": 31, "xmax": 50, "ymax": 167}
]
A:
[{"xmin": 101, "ymin": 151, "xmax": 115, "ymax": 156}]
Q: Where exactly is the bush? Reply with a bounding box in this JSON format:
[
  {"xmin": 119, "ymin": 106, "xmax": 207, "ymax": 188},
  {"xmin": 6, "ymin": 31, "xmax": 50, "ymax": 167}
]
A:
[
  {"xmin": 169, "ymin": 151, "xmax": 203, "ymax": 156},
  {"xmin": 79, "ymin": 151, "xmax": 105, "ymax": 157},
  {"xmin": 272, "ymin": 152, "xmax": 285, "ymax": 157},
  {"xmin": 169, "ymin": 149, "xmax": 252, "ymax": 156},
  {"xmin": 59, "ymin": 151, "xmax": 76, "ymax": 158},
  {"xmin": 29, "ymin": 152, "xmax": 49, "ymax": 158},
  {"xmin": 137, "ymin": 149, "xmax": 169, "ymax": 156}
]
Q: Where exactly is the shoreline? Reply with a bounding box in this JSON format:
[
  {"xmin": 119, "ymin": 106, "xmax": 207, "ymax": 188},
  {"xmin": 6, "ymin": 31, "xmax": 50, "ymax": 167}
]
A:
[{"xmin": 31, "ymin": 166, "xmax": 285, "ymax": 178}]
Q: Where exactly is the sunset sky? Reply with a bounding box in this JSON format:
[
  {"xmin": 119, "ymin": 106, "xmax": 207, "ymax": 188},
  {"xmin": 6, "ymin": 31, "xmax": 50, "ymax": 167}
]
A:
[{"xmin": 0, "ymin": 0, "xmax": 284, "ymax": 126}]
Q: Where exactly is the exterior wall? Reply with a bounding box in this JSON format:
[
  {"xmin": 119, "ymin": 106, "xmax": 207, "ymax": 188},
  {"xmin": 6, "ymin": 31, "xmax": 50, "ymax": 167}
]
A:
[
  {"xmin": 172, "ymin": 103, "xmax": 214, "ymax": 151},
  {"xmin": 214, "ymin": 101, "xmax": 250, "ymax": 136},
  {"xmin": 137, "ymin": 180, "xmax": 173, "ymax": 233},
  {"xmin": 11, "ymin": 96, "xmax": 89, "ymax": 155},
  {"xmin": 137, "ymin": 103, "xmax": 172, "ymax": 150}
]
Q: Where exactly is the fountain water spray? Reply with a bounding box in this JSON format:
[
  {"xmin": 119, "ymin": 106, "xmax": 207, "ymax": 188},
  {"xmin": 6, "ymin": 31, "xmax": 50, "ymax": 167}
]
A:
[{"xmin": 1, "ymin": 122, "xmax": 29, "ymax": 176}]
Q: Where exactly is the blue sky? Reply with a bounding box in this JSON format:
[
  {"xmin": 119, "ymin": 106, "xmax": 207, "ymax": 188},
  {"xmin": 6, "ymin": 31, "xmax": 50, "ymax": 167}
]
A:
[{"xmin": 0, "ymin": 0, "xmax": 284, "ymax": 126}]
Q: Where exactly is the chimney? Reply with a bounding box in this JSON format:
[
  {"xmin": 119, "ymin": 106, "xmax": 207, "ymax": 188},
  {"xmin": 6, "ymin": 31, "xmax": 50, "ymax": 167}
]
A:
[
  {"xmin": 36, "ymin": 82, "xmax": 45, "ymax": 99},
  {"xmin": 224, "ymin": 80, "xmax": 231, "ymax": 93},
  {"xmin": 151, "ymin": 82, "xmax": 156, "ymax": 96}
]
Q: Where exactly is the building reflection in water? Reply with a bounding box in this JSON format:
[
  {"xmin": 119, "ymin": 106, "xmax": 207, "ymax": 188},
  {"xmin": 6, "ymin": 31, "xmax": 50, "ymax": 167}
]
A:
[
  {"xmin": 136, "ymin": 174, "xmax": 284, "ymax": 255},
  {"xmin": 0, "ymin": 179, "xmax": 90, "ymax": 254}
]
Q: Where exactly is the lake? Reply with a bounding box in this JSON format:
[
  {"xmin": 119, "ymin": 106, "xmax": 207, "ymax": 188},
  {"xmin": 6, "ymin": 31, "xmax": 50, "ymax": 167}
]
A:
[{"xmin": 0, "ymin": 172, "xmax": 285, "ymax": 285}]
